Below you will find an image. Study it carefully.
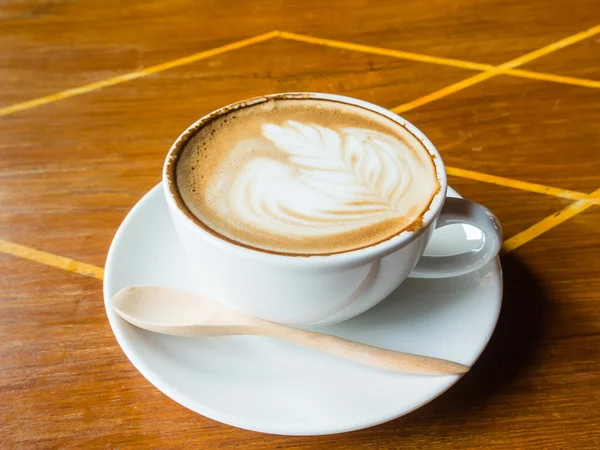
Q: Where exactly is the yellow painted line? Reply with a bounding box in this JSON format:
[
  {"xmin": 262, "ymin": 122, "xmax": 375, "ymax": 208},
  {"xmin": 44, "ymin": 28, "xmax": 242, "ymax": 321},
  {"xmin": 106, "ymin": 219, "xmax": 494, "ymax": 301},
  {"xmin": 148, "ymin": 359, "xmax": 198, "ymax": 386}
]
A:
[
  {"xmin": 2, "ymin": 28, "xmax": 599, "ymax": 119},
  {"xmin": 502, "ymin": 25, "xmax": 600, "ymax": 69},
  {"xmin": 279, "ymin": 31, "xmax": 493, "ymax": 71},
  {"xmin": 445, "ymin": 166, "xmax": 600, "ymax": 204},
  {"xmin": 391, "ymin": 69, "xmax": 504, "ymax": 113},
  {"xmin": 2, "ymin": 185, "xmax": 598, "ymax": 277},
  {"xmin": 281, "ymin": 31, "xmax": 600, "ymax": 89},
  {"xmin": 0, "ymin": 240, "xmax": 104, "ymax": 280},
  {"xmin": 507, "ymin": 69, "xmax": 600, "ymax": 89},
  {"xmin": 0, "ymin": 31, "xmax": 280, "ymax": 117},
  {"xmin": 502, "ymin": 188, "xmax": 600, "ymax": 253},
  {"xmin": 391, "ymin": 24, "xmax": 600, "ymax": 114}
]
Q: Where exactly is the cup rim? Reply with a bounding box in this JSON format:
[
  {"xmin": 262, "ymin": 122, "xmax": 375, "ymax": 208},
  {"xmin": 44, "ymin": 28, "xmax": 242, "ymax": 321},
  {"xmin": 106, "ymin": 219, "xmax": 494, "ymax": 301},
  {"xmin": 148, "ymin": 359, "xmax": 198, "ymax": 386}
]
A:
[{"xmin": 163, "ymin": 92, "xmax": 448, "ymax": 267}]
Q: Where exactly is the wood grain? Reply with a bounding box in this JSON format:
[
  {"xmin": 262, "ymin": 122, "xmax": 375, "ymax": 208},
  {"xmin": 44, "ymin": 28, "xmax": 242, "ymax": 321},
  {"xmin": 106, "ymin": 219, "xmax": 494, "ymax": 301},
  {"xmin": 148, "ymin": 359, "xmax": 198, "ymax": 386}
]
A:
[{"xmin": 1, "ymin": 0, "xmax": 599, "ymax": 448}]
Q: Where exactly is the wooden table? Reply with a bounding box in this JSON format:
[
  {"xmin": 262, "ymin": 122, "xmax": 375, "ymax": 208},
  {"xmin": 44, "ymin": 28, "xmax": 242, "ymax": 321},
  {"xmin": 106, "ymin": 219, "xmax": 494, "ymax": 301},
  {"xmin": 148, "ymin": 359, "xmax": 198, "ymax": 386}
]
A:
[{"xmin": 2, "ymin": 1, "xmax": 599, "ymax": 447}]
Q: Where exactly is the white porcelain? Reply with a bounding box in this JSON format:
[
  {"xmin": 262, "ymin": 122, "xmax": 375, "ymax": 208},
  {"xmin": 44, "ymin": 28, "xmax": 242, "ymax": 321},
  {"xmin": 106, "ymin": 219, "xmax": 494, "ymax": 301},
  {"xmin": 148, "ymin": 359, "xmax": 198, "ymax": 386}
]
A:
[
  {"xmin": 163, "ymin": 92, "xmax": 503, "ymax": 326},
  {"xmin": 103, "ymin": 184, "xmax": 502, "ymax": 435}
]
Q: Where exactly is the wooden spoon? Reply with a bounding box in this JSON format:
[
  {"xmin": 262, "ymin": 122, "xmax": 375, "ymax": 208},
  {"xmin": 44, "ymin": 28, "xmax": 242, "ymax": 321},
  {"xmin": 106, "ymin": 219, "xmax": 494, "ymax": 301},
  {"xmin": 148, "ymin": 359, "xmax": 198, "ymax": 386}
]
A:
[{"xmin": 111, "ymin": 286, "xmax": 469, "ymax": 376}]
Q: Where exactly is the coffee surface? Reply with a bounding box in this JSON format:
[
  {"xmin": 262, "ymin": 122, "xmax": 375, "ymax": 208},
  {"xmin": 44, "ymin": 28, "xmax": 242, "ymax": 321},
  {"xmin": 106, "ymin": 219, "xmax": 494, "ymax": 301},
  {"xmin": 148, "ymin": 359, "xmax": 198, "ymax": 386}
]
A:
[{"xmin": 175, "ymin": 98, "xmax": 440, "ymax": 255}]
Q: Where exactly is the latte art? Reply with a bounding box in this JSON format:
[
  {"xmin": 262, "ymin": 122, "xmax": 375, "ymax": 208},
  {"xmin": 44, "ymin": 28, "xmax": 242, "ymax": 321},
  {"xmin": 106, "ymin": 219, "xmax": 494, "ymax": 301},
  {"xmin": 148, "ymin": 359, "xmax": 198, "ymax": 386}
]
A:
[
  {"xmin": 176, "ymin": 98, "xmax": 440, "ymax": 255},
  {"xmin": 220, "ymin": 121, "xmax": 431, "ymax": 234}
]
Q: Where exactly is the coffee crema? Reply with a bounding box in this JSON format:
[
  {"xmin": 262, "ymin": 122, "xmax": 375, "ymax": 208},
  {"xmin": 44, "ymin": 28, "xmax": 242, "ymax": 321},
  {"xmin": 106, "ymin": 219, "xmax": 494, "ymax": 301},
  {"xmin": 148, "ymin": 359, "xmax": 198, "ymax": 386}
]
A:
[{"xmin": 174, "ymin": 97, "xmax": 440, "ymax": 255}]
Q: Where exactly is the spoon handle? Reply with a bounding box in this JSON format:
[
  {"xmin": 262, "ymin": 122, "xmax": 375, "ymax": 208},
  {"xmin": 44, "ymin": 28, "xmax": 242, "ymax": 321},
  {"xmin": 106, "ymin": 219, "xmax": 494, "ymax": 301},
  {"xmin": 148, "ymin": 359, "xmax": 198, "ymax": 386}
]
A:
[{"xmin": 256, "ymin": 321, "xmax": 469, "ymax": 376}]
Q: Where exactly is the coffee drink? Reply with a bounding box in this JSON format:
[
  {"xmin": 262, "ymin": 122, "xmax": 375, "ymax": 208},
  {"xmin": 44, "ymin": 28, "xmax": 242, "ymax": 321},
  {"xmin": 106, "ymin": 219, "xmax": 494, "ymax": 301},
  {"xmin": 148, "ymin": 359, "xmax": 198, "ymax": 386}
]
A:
[{"xmin": 173, "ymin": 96, "xmax": 440, "ymax": 255}]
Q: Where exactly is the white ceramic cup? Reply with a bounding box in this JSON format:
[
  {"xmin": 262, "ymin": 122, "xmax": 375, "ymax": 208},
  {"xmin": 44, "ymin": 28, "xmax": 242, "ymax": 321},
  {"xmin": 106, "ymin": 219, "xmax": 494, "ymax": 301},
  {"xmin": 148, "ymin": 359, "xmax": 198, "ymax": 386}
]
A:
[{"xmin": 163, "ymin": 93, "xmax": 502, "ymax": 326}]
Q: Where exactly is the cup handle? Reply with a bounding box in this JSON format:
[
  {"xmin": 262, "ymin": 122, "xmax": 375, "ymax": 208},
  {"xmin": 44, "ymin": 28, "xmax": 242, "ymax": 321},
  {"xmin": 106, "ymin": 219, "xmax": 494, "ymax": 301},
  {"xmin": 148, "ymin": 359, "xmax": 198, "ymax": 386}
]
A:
[{"xmin": 410, "ymin": 197, "xmax": 503, "ymax": 278}]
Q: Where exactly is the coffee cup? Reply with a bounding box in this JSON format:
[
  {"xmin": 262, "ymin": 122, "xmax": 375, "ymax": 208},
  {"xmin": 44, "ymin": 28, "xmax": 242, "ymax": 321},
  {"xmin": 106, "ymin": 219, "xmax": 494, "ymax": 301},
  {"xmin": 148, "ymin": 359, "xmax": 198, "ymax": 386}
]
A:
[{"xmin": 163, "ymin": 92, "xmax": 502, "ymax": 326}]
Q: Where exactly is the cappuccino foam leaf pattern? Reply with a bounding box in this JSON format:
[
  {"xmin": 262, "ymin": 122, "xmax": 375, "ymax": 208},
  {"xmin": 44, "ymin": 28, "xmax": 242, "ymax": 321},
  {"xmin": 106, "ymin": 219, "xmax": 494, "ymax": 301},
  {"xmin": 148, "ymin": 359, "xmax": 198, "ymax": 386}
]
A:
[
  {"xmin": 176, "ymin": 98, "xmax": 440, "ymax": 255},
  {"xmin": 263, "ymin": 121, "xmax": 416, "ymax": 217},
  {"xmin": 219, "ymin": 121, "xmax": 434, "ymax": 237}
]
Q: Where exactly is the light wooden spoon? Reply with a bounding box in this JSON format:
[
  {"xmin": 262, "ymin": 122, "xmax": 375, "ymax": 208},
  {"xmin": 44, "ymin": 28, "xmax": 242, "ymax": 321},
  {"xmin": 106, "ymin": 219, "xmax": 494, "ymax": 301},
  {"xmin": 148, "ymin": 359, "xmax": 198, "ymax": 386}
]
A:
[{"xmin": 111, "ymin": 286, "xmax": 469, "ymax": 376}]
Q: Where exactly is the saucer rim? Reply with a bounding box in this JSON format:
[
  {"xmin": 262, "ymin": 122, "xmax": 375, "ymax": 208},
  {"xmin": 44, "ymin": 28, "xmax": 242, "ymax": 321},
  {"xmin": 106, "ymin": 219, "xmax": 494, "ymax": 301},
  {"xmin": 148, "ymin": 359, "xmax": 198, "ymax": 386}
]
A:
[{"xmin": 103, "ymin": 183, "xmax": 502, "ymax": 436}]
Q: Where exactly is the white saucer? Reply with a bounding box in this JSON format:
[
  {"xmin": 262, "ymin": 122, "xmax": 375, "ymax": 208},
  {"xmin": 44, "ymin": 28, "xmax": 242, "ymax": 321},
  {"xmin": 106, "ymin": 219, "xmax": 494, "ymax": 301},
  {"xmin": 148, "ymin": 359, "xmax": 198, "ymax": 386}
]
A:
[{"xmin": 103, "ymin": 184, "xmax": 502, "ymax": 436}]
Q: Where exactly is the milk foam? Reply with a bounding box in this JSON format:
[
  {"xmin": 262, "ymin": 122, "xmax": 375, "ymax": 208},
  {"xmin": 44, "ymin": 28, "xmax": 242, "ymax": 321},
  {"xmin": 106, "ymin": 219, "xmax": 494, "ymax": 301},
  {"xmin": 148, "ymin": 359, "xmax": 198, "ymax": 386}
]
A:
[{"xmin": 176, "ymin": 99, "xmax": 440, "ymax": 255}]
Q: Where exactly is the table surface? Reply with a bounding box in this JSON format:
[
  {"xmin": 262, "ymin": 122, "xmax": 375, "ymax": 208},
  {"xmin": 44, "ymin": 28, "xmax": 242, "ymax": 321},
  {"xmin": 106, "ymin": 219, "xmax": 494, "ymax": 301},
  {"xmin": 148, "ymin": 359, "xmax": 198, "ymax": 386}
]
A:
[{"xmin": 2, "ymin": 1, "xmax": 599, "ymax": 448}]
